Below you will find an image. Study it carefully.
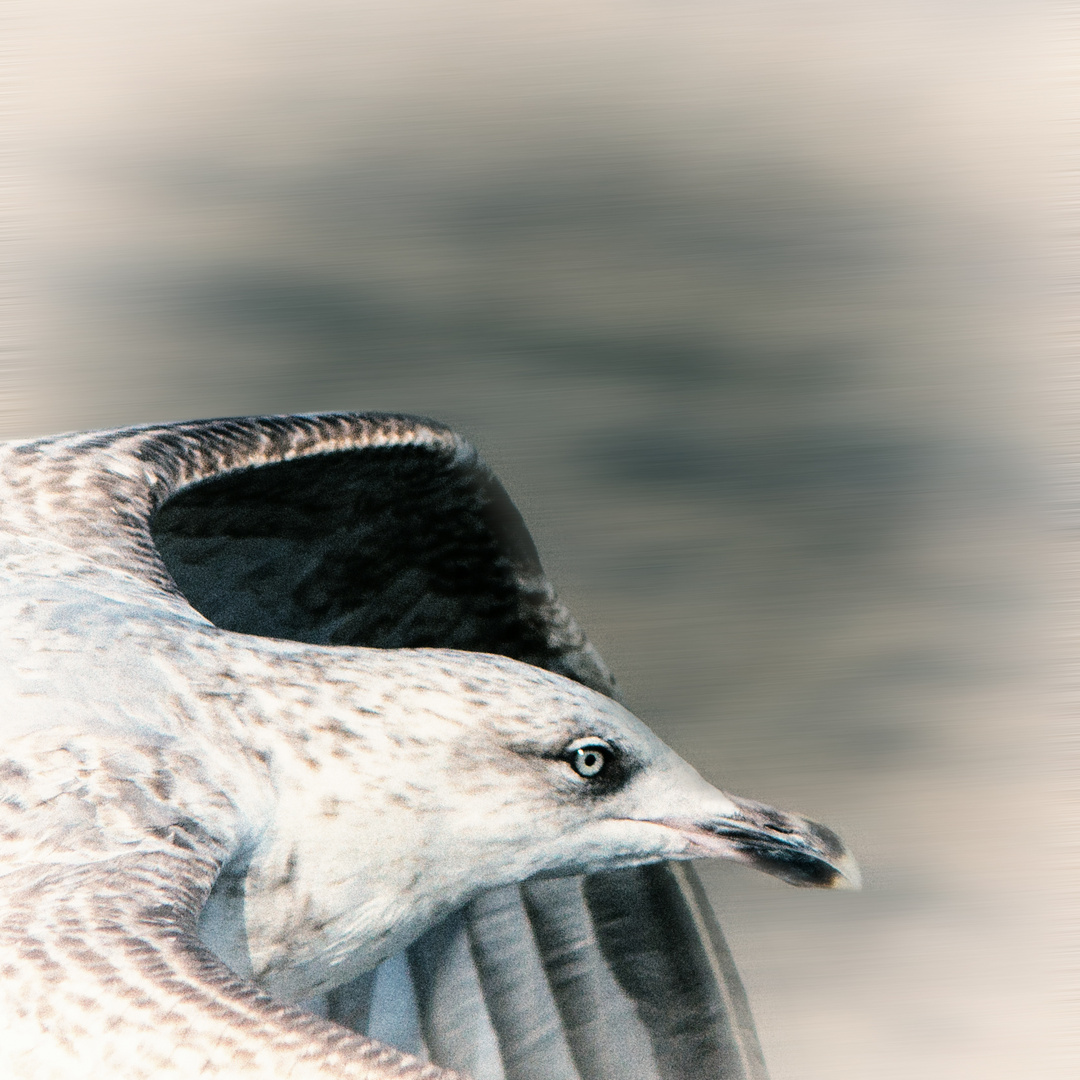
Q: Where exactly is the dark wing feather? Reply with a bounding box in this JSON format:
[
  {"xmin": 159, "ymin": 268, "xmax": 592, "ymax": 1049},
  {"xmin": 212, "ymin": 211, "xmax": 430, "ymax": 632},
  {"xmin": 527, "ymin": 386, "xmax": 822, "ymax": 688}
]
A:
[
  {"xmin": 582, "ymin": 864, "xmax": 769, "ymax": 1080},
  {"xmin": 149, "ymin": 425, "xmax": 613, "ymax": 695},
  {"xmin": 140, "ymin": 413, "xmax": 768, "ymax": 1080},
  {"xmin": 407, "ymin": 911, "xmax": 506, "ymax": 1080},
  {"xmin": 516, "ymin": 876, "xmax": 661, "ymax": 1080}
]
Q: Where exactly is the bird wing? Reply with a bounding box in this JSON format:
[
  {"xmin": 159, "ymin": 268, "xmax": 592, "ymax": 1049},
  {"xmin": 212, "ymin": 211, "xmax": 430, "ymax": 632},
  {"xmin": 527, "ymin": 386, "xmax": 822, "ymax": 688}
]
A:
[
  {"xmin": 0, "ymin": 412, "xmax": 768, "ymax": 1080},
  {"xmin": 0, "ymin": 820, "xmax": 453, "ymax": 1079}
]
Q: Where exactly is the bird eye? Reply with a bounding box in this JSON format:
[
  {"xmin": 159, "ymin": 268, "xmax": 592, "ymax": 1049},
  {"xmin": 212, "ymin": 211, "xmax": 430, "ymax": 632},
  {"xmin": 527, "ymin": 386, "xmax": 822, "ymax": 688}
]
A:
[{"xmin": 566, "ymin": 739, "xmax": 613, "ymax": 779}]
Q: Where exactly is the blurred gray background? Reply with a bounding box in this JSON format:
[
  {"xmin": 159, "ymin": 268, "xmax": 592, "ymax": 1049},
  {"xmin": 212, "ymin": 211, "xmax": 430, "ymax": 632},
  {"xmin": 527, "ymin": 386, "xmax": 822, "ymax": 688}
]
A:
[{"xmin": 4, "ymin": 2, "xmax": 1058, "ymax": 1077}]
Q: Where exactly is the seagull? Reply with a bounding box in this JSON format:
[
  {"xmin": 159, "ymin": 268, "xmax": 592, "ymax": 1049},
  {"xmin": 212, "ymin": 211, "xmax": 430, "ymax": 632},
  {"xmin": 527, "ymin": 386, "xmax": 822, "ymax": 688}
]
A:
[{"xmin": 0, "ymin": 413, "xmax": 858, "ymax": 1080}]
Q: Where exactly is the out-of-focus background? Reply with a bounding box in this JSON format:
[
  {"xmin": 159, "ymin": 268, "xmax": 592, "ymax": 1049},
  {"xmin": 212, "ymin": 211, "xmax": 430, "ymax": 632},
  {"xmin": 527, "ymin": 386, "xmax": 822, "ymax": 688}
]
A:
[{"xmin": 4, "ymin": 2, "xmax": 1060, "ymax": 1078}]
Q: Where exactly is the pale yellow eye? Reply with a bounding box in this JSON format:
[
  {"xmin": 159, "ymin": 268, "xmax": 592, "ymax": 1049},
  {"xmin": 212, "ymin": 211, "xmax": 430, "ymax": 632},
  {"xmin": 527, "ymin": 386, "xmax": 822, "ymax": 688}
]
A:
[{"xmin": 569, "ymin": 741, "xmax": 610, "ymax": 778}]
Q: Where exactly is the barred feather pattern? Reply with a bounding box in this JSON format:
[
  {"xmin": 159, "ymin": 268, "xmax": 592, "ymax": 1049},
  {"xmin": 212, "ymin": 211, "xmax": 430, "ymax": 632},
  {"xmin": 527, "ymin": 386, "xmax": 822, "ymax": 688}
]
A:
[
  {"xmin": 0, "ymin": 413, "xmax": 613, "ymax": 694},
  {"xmin": 0, "ymin": 853, "xmax": 459, "ymax": 1079}
]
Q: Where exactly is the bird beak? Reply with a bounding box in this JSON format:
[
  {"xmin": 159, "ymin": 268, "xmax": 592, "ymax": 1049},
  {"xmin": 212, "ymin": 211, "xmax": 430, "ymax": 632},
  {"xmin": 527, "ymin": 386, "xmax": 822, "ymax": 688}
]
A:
[{"xmin": 655, "ymin": 792, "xmax": 862, "ymax": 890}]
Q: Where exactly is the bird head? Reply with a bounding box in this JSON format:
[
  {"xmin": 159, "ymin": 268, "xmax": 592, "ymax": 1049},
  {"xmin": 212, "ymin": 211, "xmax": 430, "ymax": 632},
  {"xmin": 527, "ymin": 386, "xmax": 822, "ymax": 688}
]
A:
[
  {"xmin": 380, "ymin": 650, "xmax": 860, "ymax": 897},
  {"xmin": 233, "ymin": 645, "xmax": 860, "ymax": 1000}
]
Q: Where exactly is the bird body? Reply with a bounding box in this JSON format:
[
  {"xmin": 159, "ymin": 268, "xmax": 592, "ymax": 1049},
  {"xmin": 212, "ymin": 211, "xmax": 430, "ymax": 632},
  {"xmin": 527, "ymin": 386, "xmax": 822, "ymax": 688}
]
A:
[{"xmin": 0, "ymin": 414, "xmax": 856, "ymax": 1079}]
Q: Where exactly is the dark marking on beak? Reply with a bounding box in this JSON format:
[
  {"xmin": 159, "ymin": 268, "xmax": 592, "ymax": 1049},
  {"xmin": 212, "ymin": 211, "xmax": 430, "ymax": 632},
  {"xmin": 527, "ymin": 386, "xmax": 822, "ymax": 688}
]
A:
[
  {"xmin": 727, "ymin": 835, "xmax": 846, "ymax": 888},
  {"xmin": 666, "ymin": 796, "xmax": 860, "ymax": 889}
]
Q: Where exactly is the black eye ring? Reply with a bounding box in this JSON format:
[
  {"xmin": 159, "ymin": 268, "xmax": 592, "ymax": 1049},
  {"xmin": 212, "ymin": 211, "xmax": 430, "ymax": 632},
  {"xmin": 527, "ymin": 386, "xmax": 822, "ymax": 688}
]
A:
[{"xmin": 565, "ymin": 738, "xmax": 614, "ymax": 780}]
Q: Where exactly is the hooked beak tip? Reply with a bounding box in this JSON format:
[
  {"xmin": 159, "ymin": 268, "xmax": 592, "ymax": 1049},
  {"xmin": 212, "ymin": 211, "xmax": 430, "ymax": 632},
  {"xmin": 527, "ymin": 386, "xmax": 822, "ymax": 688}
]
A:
[
  {"xmin": 660, "ymin": 795, "xmax": 861, "ymax": 891},
  {"xmin": 828, "ymin": 852, "xmax": 862, "ymax": 891}
]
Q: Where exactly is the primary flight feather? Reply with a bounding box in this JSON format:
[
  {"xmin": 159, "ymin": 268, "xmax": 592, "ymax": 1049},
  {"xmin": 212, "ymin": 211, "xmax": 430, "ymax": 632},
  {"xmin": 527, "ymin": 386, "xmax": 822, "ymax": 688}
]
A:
[{"xmin": 0, "ymin": 413, "xmax": 857, "ymax": 1079}]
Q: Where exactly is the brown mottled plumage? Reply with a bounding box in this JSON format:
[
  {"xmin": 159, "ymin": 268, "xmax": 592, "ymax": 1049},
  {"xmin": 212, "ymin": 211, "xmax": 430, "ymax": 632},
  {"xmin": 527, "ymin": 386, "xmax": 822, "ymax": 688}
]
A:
[{"xmin": 0, "ymin": 414, "xmax": 856, "ymax": 1079}]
